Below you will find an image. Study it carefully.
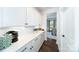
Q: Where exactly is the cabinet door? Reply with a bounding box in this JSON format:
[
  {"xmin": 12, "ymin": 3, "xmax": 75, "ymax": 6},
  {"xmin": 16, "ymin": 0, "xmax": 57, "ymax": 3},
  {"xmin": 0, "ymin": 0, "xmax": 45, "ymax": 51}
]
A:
[
  {"xmin": 27, "ymin": 7, "xmax": 35, "ymax": 26},
  {"xmin": 17, "ymin": 41, "xmax": 34, "ymax": 52},
  {"xmin": 2, "ymin": 7, "xmax": 26, "ymax": 27},
  {"xmin": 17, "ymin": 32, "xmax": 45, "ymax": 52},
  {"xmin": 27, "ymin": 7, "xmax": 41, "ymax": 26},
  {"xmin": 37, "ymin": 33, "xmax": 45, "ymax": 50},
  {"xmin": 24, "ymin": 41, "xmax": 34, "ymax": 52},
  {"xmin": 31, "ymin": 37, "xmax": 39, "ymax": 51},
  {"xmin": 32, "ymin": 33, "xmax": 44, "ymax": 52},
  {"xmin": 40, "ymin": 32, "xmax": 45, "ymax": 45}
]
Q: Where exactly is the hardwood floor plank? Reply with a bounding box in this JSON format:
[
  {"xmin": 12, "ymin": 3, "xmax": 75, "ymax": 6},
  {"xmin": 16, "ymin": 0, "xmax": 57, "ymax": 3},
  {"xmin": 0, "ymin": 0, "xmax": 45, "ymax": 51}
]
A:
[{"xmin": 39, "ymin": 38, "xmax": 59, "ymax": 52}]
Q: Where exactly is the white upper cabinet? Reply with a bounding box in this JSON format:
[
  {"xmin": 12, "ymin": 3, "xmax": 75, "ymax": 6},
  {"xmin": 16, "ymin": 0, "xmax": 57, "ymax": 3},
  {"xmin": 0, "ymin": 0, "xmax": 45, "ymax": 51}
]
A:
[
  {"xmin": 0, "ymin": 7, "xmax": 41, "ymax": 28},
  {"xmin": 27, "ymin": 7, "xmax": 41, "ymax": 26},
  {"xmin": 2, "ymin": 7, "xmax": 26, "ymax": 27},
  {"xmin": 0, "ymin": 8, "xmax": 3, "ymax": 28}
]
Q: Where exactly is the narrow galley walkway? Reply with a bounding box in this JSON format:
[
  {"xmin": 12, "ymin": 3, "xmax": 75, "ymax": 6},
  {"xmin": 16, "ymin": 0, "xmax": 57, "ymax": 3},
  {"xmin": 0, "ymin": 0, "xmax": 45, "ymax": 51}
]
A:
[{"xmin": 39, "ymin": 38, "xmax": 59, "ymax": 52}]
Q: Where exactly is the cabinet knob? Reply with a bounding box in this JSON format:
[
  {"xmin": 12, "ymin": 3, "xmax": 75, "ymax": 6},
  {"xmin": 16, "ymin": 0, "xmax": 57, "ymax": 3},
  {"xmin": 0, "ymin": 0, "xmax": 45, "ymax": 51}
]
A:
[
  {"xmin": 25, "ymin": 23, "xmax": 28, "ymax": 25},
  {"xmin": 30, "ymin": 46, "xmax": 33, "ymax": 50}
]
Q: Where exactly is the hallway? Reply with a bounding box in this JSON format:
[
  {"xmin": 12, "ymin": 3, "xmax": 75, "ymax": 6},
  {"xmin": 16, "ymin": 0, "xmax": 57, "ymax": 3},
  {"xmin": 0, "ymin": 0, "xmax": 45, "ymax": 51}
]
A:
[{"xmin": 39, "ymin": 38, "xmax": 59, "ymax": 52}]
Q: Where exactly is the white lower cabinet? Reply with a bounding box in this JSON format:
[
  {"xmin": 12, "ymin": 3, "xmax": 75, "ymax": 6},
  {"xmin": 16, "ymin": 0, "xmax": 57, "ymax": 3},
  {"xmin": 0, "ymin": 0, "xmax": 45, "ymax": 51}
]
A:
[
  {"xmin": 32, "ymin": 33, "xmax": 45, "ymax": 52},
  {"xmin": 17, "ymin": 32, "xmax": 45, "ymax": 52}
]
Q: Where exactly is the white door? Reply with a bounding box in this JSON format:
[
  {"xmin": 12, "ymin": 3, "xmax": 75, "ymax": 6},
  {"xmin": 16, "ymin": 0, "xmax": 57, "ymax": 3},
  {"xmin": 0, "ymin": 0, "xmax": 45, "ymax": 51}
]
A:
[{"xmin": 60, "ymin": 8, "xmax": 75, "ymax": 52}]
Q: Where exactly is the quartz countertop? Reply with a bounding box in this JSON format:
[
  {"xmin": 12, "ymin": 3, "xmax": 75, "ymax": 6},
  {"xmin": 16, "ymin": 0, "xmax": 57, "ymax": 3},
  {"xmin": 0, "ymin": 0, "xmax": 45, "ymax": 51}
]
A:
[{"xmin": 0, "ymin": 31, "xmax": 44, "ymax": 52}]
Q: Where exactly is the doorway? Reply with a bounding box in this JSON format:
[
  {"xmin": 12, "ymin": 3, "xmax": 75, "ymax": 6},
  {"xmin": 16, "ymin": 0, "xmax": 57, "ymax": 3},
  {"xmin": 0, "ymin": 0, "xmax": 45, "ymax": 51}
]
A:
[{"xmin": 47, "ymin": 13, "xmax": 57, "ymax": 39}]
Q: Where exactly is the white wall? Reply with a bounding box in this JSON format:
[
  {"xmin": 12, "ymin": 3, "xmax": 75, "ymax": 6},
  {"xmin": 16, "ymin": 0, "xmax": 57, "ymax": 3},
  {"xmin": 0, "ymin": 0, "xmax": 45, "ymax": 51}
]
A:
[
  {"xmin": 0, "ymin": 26, "xmax": 34, "ymax": 37},
  {"xmin": 56, "ymin": 8, "xmax": 62, "ymax": 51},
  {"xmin": 74, "ymin": 8, "xmax": 79, "ymax": 51},
  {"xmin": 41, "ymin": 8, "xmax": 58, "ymax": 31},
  {"xmin": 0, "ymin": 8, "xmax": 3, "ymax": 27}
]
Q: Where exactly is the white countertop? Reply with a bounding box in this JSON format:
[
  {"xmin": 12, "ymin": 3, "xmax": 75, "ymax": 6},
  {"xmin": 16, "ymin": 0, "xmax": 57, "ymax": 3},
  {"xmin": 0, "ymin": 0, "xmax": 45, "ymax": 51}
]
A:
[{"xmin": 0, "ymin": 31, "xmax": 44, "ymax": 52}]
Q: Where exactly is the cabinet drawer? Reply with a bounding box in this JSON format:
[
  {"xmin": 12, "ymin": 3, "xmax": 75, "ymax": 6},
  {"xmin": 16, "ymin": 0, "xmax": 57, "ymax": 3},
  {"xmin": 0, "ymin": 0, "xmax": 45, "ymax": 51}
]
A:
[
  {"xmin": 16, "ymin": 44, "xmax": 28, "ymax": 52},
  {"xmin": 17, "ymin": 41, "xmax": 34, "ymax": 52},
  {"xmin": 21, "ymin": 45, "xmax": 34, "ymax": 52},
  {"xmin": 17, "ymin": 32, "xmax": 45, "ymax": 52}
]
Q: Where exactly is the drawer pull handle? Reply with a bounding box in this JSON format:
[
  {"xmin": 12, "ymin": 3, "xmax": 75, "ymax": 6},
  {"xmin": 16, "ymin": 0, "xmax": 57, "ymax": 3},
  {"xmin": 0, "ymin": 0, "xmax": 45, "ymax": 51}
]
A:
[{"xmin": 21, "ymin": 48, "xmax": 27, "ymax": 52}]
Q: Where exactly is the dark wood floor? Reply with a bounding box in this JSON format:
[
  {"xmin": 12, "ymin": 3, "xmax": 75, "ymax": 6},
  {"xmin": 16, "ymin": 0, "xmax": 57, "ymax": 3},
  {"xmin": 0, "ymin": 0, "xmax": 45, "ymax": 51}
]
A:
[{"xmin": 39, "ymin": 38, "xmax": 59, "ymax": 52}]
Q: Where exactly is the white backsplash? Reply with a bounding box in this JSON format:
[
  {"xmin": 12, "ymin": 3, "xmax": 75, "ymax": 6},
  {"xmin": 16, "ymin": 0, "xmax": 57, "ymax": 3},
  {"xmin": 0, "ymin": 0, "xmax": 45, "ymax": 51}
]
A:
[{"xmin": 0, "ymin": 26, "xmax": 34, "ymax": 37}]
